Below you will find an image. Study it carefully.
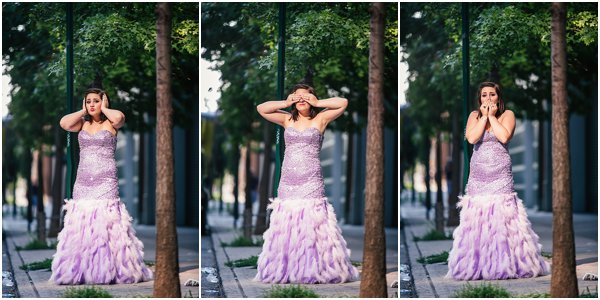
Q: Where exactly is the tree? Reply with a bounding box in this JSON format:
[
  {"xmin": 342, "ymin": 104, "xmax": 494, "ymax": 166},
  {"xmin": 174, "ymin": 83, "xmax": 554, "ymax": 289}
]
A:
[
  {"xmin": 550, "ymin": 2, "xmax": 578, "ymax": 297},
  {"xmin": 153, "ymin": 3, "xmax": 181, "ymax": 297},
  {"xmin": 359, "ymin": 3, "xmax": 387, "ymax": 298}
]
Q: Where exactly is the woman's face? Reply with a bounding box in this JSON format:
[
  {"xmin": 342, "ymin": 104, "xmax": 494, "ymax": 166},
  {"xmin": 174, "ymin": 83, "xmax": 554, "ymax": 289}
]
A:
[
  {"xmin": 294, "ymin": 88, "xmax": 312, "ymax": 112},
  {"xmin": 85, "ymin": 92, "xmax": 102, "ymax": 117},
  {"xmin": 480, "ymin": 87, "xmax": 498, "ymax": 104}
]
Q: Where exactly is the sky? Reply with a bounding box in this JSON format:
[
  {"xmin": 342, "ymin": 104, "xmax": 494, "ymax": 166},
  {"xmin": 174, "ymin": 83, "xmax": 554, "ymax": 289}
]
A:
[{"xmin": 201, "ymin": 54, "xmax": 221, "ymax": 114}]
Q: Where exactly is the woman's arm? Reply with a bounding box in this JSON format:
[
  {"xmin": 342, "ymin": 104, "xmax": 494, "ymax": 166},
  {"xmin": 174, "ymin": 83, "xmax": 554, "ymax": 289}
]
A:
[
  {"xmin": 256, "ymin": 95, "xmax": 297, "ymax": 127},
  {"xmin": 465, "ymin": 111, "xmax": 487, "ymax": 144},
  {"xmin": 59, "ymin": 109, "xmax": 85, "ymax": 132},
  {"xmin": 488, "ymin": 110, "xmax": 515, "ymax": 144},
  {"xmin": 306, "ymin": 96, "xmax": 348, "ymax": 125},
  {"xmin": 101, "ymin": 95, "xmax": 125, "ymax": 129},
  {"xmin": 59, "ymin": 98, "xmax": 85, "ymax": 132}
]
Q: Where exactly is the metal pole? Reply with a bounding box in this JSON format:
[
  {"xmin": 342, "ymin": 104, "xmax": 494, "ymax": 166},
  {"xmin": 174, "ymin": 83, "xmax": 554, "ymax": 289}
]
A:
[
  {"xmin": 65, "ymin": 3, "xmax": 74, "ymax": 199},
  {"xmin": 461, "ymin": 3, "xmax": 470, "ymax": 192},
  {"xmin": 273, "ymin": 3, "xmax": 286, "ymax": 197}
]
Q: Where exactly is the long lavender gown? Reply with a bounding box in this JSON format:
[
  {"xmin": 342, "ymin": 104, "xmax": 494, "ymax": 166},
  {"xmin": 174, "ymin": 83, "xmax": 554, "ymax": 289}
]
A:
[
  {"xmin": 254, "ymin": 127, "xmax": 359, "ymax": 284},
  {"xmin": 50, "ymin": 130, "xmax": 153, "ymax": 284},
  {"xmin": 446, "ymin": 130, "xmax": 550, "ymax": 280}
]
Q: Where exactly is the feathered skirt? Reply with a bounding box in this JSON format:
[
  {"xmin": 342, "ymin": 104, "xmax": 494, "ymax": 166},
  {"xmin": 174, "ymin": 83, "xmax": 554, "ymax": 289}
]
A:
[
  {"xmin": 50, "ymin": 198, "xmax": 153, "ymax": 284},
  {"xmin": 254, "ymin": 197, "xmax": 359, "ymax": 284},
  {"xmin": 446, "ymin": 193, "xmax": 550, "ymax": 280}
]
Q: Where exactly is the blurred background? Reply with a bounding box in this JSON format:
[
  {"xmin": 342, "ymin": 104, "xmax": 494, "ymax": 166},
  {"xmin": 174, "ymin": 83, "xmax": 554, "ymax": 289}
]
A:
[
  {"xmin": 399, "ymin": 2, "xmax": 598, "ymax": 223},
  {"xmin": 201, "ymin": 2, "xmax": 399, "ymax": 236},
  {"xmin": 2, "ymin": 2, "xmax": 199, "ymax": 234}
]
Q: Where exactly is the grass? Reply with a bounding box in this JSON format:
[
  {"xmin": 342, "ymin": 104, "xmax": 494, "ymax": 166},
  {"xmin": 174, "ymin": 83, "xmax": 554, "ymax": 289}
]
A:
[
  {"xmin": 16, "ymin": 239, "xmax": 57, "ymax": 251},
  {"xmin": 417, "ymin": 251, "xmax": 449, "ymax": 264},
  {"xmin": 262, "ymin": 285, "xmax": 320, "ymax": 298},
  {"xmin": 580, "ymin": 286, "xmax": 598, "ymax": 298},
  {"xmin": 452, "ymin": 282, "xmax": 511, "ymax": 298},
  {"xmin": 19, "ymin": 258, "xmax": 53, "ymax": 271},
  {"xmin": 413, "ymin": 228, "xmax": 452, "ymax": 241},
  {"xmin": 221, "ymin": 236, "xmax": 264, "ymax": 247},
  {"xmin": 541, "ymin": 251, "xmax": 552, "ymax": 258},
  {"xmin": 519, "ymin": 292, "xmax": 551, "ymax": 298},
  {"xmin": 144, "ymin": 260, "xmax": 155, "ymax": 266},
  {"xmin": 62, "ymin": 286, "xmax": 112, "ymax": 298},
  {"xmin": 351, "ymin": 261, "xmax": 362, "ymax": 267},
  {"xmin": 225, "ymin": 255, "xmax": 259, "ymax": 268}
]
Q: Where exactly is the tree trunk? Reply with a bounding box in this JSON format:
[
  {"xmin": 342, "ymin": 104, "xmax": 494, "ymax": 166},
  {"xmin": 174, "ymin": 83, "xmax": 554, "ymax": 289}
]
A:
[
  {"xmin": 254, "ymin": 123, "xmax": 272, "ymax": 234},
  {"xmin": 359, "ymin": 3, "xmax": 387, "ymax": 298},
  {"xmin": 49, "ymin": 125, "xmax": 64, "ymax": 237},
  {"xmin": 344, "ymin": 130, "xmax": 354, "ymax": 223},
  {"xmin": 410, "ymin": 168, "xmax": 416, "ymax": 205},
  {"xmin": 447, "ymin": 113, "xmax": 461, "ymax": 226},
  {"xmin": 434, "ymin": 132, "xmax": 444, "ymax": 232},
  {"xmin": 232, "ymin": 148, "xmax": 240, "ymax": 229},
  {"xmin": 243, "ymin": 143, "xmax": 253, "ymax": 239},
  {"xmin": 36, "ymin": 149, "xmax": 46, "ymax": 242},
  {"xmin": 550, "ymin": 2, "xmax": 578, "ymax": 297},
  {"xmin": 424, "ymin": 137, "xmax": 432, "ymax": 220},
  {"xmin": 153, "ymin": 3, "xmax": 181, "ymax": 297}
]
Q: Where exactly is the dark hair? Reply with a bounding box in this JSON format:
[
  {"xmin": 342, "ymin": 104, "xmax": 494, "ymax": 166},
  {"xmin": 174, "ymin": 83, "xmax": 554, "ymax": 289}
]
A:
[
  {"xmin": 83, "ymin": 88, "xmax": 110, "ymax": 122},
  {"xmin": 475, "ymin": 81, "xmax": 505, "ymax": 119},
  {"xmin": 289, "ymin": 83, "xmax": 318, "ymax": 121}
]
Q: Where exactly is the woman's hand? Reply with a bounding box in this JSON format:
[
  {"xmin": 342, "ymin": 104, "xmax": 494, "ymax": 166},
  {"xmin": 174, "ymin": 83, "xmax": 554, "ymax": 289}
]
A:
[
  {"xmin": 101, "ymin": 93, "xmax": 109, "ymax": 112},
  {"xmin": 489, "ymin": 102, "xmax": 498, "ymax": 117},
  {"xmin": 479, "ymin": 102, "xmax": 489, "ymax": 117},
  {"xmin": 285, "ymin": 94, "xmax": 300, "ymax": 107},
  {"xmin": 82, "ymin": 97, "xmax": 86, "ymax": 113},
  {"xmin": 301, "ymin": 93, "xmax": 319, "ymax": 107}
]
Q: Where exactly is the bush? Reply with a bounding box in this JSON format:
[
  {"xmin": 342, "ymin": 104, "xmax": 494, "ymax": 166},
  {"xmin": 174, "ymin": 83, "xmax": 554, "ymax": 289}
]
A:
[
  {"xmin": 20, "ymin": 258, "xmax": 53, "ymax": 271},
  {"xmin": 221, "ymin": 236, "xmax": 264, "ymax": 247},
  {"xmin": 262, "ymin": 285, "xmax": 319, "ymax": 298},
  {"xmin": 16, "ymin": 239, "xmax": 57, "ymax": 251},
  {"xmin": 417, "ymin": 251, "xmax": 449, "ymax": 264},
  {"xmin": 62, "ymin": 286, "xmax": 112, "ymax": 298},
  {"xmin": 413, "ymin": 229, "xmax": 452, "ymax": 241},
  {"xmin": 452, "ymin": 283, "xmax": 511, "ymax": 298},
  {"xmin": 225, "ymin": 255, "xmax": 259, "ymax": 268}
]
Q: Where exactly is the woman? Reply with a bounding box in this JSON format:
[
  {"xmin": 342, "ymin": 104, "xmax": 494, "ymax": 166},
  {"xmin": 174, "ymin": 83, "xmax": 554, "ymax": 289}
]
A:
[
  {"xmin": 446, "ymin": 82, "xmax": 550, "ymax": 280},
  {"xmin": 254, "ymin": 83, "xmax": 359, "ymax": 284},
  {"xmin": 51, "ymin": 88, "xmax": 153, "ymax": 284}
]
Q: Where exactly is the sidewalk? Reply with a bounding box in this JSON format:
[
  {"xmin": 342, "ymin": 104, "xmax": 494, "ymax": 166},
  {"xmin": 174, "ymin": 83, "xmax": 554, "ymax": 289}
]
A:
[
  {"xmin": 401, "ymin": 203, "xmax": 598, "ymax": 297},
  {"xmin": 2, "ymin": 215, "xmax": 199, "ymax": 298},
  {"xmin": 205, "ymin": 207, "xmax": 399, "ymax": 298}
]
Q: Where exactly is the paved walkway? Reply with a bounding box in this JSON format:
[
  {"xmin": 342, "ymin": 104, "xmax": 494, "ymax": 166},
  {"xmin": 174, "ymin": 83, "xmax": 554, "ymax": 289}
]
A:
[
  {"xmin": 206, "ymin": 208, "xmax": 399, "ymax": 298},
  {"xmin": 401, "ymin": 203, "xmax": 598, "ymax": 297},
  {"xmin": 2, "ymin": 215, "xmax": 199, "ymax": 298}
]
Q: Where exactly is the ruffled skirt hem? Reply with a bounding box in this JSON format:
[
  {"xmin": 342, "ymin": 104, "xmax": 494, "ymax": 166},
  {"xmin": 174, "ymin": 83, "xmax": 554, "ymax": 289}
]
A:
[
  {"xmin": 446, "ymin": 192, "xmax": 550, "ymax": 280},
  {"xmin": 50, "ymin": 198, "xmax": 153, "ymax": 285},
  {"xmin": 254, "ymin": 197, "xmax": 359, "ymax": 284}
]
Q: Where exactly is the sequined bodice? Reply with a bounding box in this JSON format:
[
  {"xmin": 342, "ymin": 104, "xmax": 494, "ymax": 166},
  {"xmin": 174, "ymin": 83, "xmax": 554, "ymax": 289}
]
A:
[
  {"xmin": 73, "ymin": 130, "xmax": 119, "ymax": 200},
  {"xmin": 466, "ymin": 130, "xmax": 514, "ymax": 195},
  {"xmin": 278, "ymin": 127, "xmax": 325, "ymax": 199}
]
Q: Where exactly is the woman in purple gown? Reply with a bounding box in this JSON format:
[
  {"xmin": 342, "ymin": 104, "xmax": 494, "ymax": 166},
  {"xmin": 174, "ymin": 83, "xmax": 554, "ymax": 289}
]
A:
[
  {"xmin": 446, "ymin": 82, "xmax": 550, "ymax": 280},
  {"xmin": 254, "ymin": 83, "xmax": 359, "ymax": 284},
  {"xmin": 51, "ymin": 88, "xmax": 152, "ymax": 284}
]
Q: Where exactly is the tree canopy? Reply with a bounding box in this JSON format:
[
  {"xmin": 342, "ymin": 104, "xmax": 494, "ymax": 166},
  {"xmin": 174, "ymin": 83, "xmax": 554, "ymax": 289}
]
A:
[
  {"xmin": 3, "ymin": 2, "xmax": 199, "ymax": 154},
  {"xmin": 201, "ymin": 3, "xmax": 398, "ymax": 149}
]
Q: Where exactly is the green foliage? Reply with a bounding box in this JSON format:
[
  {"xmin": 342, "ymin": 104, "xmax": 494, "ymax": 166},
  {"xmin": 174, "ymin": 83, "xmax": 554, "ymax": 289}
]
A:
[
  {"xmin": 351, "ymin": 261, "xmax": 362, "ymax": 267},
  {"xmin": 221, "ymin": 236, "xmax": 264, "ymax": 247},
  {"xmin": 3, "ymin": 3, "xmax": 199, "ymax": 167},
  {"xmin": 416, "ymin": 251, "xmax": 449, "ymax": 264},
  {"xmin": 541, "ymin": 251, "xmax": 552, "ymax": 258},
  {"xmin": 143, "ymin": 260, "xmax": 155, "ymax": 266},
  {"xmin": 413, "ymin": 229, "xmax": 452, "ymax": 241},
  {"xmin": 519, "ymin": 292, "xmax": 551, "ymax": 298},
  {"xmin": 225, "ymin": 255, "xmax": 259, "ymax": 268},
  {"xmin": 262, "ymin": 285, "xmax": 320, "ymax": 298},
  {"xmin": 20, "ymin": 258, "xmax": 53, "ymax": 271},
  {"xmin": 201, "ymin": 3, "xmax": 398, "ymax": 153},
  {"xmin": 580, "ymin": 286, "xmax": 598, "ymax": 298},
  {"xmin": 452, "ymin": 282, "xmax": 512, "ymax": 298},
  {"xmin": 62, "ymin": 286, "xmax": 113, "ymax": 298},
  {"xmin": 15, "ymin": 239, "xmax": 57, "ymax": 251}
]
